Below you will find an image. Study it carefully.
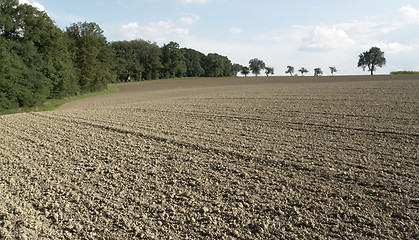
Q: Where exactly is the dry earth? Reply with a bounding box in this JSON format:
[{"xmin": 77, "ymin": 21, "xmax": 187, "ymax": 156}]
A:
[{"xmin": 0, "ymin": 75, "xmax": 418, "ymax": 239}]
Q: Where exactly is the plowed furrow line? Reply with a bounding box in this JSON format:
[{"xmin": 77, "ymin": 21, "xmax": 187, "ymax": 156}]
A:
[
  {"xmin": 29, "ymin": 113, "xmax": 287, "ymax": 167},
  {"xmin": 115, "ymin": 107, "xmax": 419, "ymax": 138}
]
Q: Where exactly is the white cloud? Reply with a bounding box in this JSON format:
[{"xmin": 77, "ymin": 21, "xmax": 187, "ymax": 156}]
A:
[
  {"xmin": 229, "ymin": 28, "xmax": 242, "ymax": 34},
  {"xmin": 18, "ymin": 0, "xmax": 45, "ymax": 12},
  {"xmin": 120, "ymin": 21, "xmax": 189, "ymax": 44},
  {"xmin": 179, "ymin": 0, "xmax": 209, "ymax": 3},
  {"xmin": 299, "ymin": 25, "xmax": 355, "ymax": 51},
  {"xmin": 180, "ymin": 14, "xmax": 200, "ymax": 25},
  {"xmin": 372, "ymin": 42, "xmax": 415, "ymax": 54},
  {"xmin": 398, "ymin": 5, "xmax": 419, "ymax": 22}
]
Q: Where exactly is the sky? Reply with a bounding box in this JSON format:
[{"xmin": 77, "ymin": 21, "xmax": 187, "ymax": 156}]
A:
[{"xmin": 19, "ymin": 0, "xmax": 419, "ymax": 75}]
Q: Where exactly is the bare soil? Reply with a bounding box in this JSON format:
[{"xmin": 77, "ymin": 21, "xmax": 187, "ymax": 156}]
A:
[{"xmin": 0, "ymin": 75, "xmax": 418, "ymax": 239}]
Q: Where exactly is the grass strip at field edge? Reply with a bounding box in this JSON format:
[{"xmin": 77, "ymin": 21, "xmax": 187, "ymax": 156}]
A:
[{"xmin": 0, "ymin": 86, "xmax": 119, "ymax": 115}]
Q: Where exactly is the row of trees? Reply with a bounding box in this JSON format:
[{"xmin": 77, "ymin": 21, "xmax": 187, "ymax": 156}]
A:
[
  {"xmin": 111, "ymin": 40, "xmax": 232, "ymax": 82},
  {"xmin": 284, "ymin": 66, "xmax": 338, "ymax": 76},
  {"xmin": 233, "ymin": 46, "xmax": 387, "ymax": 77},
  {"xmin": 0, "ymin": 0, "xmax": 233, "ymax": 111},
  {"xmin": 232, "ymin": 59, "xmax": 338, "ymax": 77}
]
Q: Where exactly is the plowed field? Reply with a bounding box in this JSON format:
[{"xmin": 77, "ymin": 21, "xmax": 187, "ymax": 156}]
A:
[{"xmin": 1, "ymin": 75, "xmax": 418, "ymax": 239}]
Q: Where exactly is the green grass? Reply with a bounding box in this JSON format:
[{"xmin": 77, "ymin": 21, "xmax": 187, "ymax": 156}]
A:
[
  {"xmin": 1, "ymin": 86, "xmax": 119, "ymax": 115},
  {"xmin": 390, "ymin": 71, "xmax": 419, "ymax": 75}
]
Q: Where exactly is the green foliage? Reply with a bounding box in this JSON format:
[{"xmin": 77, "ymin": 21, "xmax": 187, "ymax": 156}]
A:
[
  {"xmin": 111, "ymin": 40, "xmax": 233, "ymax": 81},
  {"xmin": 184, "ymin": 48, "xmax": 205, "ymax": 78},
  {"xmin": 205, "ymin": 53, "xmax": 232, "ymax": 77},
  {"xmin": 390, "ymin": 71, "xmax": 419, "ymax": 75},
  {"xmin": 285, "ymin": 66, "xmax": 295, "ymax": 76},
  {"xmin": 314, "ymin": 68, "xmax": 323, "ymax": 76},
  {"xmin": 241, "ymin": 66, "xmax": 250, "ymax": 77},
  {"xmin": 112, "ymin": 40, "xmax": 162, "ymax": 81},
  {"xmin": 232, "ymin": 64, "xmax": 243, "ymax": 76},
  {"xmin": 265, "ymin": 67, "xmax": 274, "ymax": 76},
  {"xmin": 299, "ymin": 67, "xmax": 309, "ymax": 76},
  {"xmin": 65, "ymin": 22, "xmax": 115, "ymax": 92},
  {"xmin": 358, "ymin": 47, "xmax": 386, "ymax": 75},
  {"xmin": 249, "ymin": 58, "xmax": 266, "ymax": 76}
]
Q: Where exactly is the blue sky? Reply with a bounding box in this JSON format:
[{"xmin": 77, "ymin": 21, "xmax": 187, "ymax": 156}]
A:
[{"xmin": 19, "ymin": 0, "xmax": 419, "ymax": 75}]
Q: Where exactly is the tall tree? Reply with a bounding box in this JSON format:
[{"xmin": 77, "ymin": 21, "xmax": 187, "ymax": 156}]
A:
[
  {"xmin": 204, "ymin": 53, "xmax": 232, "ymax": 77},
  {"xmin": 330, "ymin": 66, "xmax": 337, "ymax": 76},
  {"xmin": 161, "ymin": 41, "xmax": 186, "ymax": 78},
  {"xmin": 285, "ymin": 66, "xmax": 295, "ymax": 76},
  {"xmin": 249, "ymin": 58, "xmax": 265, "ymax": 76},
  {"xmin": 184, "ymin": 48, "xmax": 205, "ymax": 77},
  {"xmin": 265, "ymin": 67, "xmax": 274, "ymax": 76},
  {"xmin": 66, "ymin": 22, "xmax": 115, "ymax": 92},
  {"xmin": 314, "ymin": 68, "xmax": 323, "ymax": 76},
  {"xmin": 299, "ymin": 67, "xmax": 308, "ymax": 76},
  {"xmin": 241, "ymin": 66, "xmax": 250, "ymax": 77},
  {"xmin": 357, "ymin": 47, "xmax": 386, "ymax": 75}
]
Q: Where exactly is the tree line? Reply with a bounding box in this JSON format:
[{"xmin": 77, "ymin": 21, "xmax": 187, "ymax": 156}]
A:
[
  {"xmin": 112, "ymin": 40, "xmax": 232, "ymax": 82},
  {"xmin": 0, "ymin": 0, "xmax": 233, "ymax": 111},
  {"xmin": 234, "ymin": 45, "xmax": 387, "ymax": 77}
]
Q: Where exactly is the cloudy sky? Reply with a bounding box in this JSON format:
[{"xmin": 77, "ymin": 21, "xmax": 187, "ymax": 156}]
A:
[{"xmin": 20, "ymin": 0, "xmax": 419, "ymax": 75}]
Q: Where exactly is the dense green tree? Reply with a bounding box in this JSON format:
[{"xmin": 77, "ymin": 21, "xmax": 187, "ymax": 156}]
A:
[
  {"xmin": 330, "ymin": 66, "xmax": 337, "ymax": 76},
  {"xmin": 204, "ymin": 53, "xmax": 232, "ymax": 77},
  {"xmin": 249, "ymin": 58, "xmax": 265, "ymax": 76},
  {"xmin": 265, "ymin": 67, "xmax": 274, "ymax": 76},
  {"xmin": 65, "ymin": 22, "xmax": 115, "ymax": 92},
  {"xmin": 112, "ymin": 40, "xmax": 162, "ymax": 81},
  {"xmin": 161, "ymin": 41, "xmax": 187, "ymax": 78},
  {"xmin": 1, "ymin": 0, "xmax": 79, "ymax": 110},
  {"xmin": 241, "ymin": 66, "xmax": 250, "ymax": 77},
  {"xmin": 314, "ymin": 68, "xmax": 323, "ymax": 76},
  {"xmin": 112, "ymin": 40, "xmax": 144, "ymax": 82},
  {"xmin": 184, "ymin": 48, "xmax": 205, "ymax": 77},
  {"xmin": 285, "ymin": 66, "xmax": 294, "ymax": 76},
  {"xmin": 358, "ymin": 47, "xmax": 386, "ymax": 75},
  {"xmin": 299, "ymin": 67, "xmax": 308, "ymax": 76}
]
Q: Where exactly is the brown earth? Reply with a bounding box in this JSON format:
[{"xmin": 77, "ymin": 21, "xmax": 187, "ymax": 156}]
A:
[{"xmin": 0, "ymin": 75, "xmax": 418, "ymax": 239}]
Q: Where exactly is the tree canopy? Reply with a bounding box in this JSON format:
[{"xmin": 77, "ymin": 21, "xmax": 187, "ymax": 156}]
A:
[
  {"xmin": 285, "ymin": 66, "xmax": 295, "ymax": 76},
  {"xmin": 358, "ymin": 47, "xmax": 386, "ymax": 75},
  {"xmin": 299, "ymin": 67, "xmax": 309, "ymax": 76},
  {"xmin": 241, "ymin": 66, "xmax": 250, "ymax": 77},
  {"xmin": 249, "ymin": 58, "xmax": 266, "ymax": 76},
  {"xmin": 265, "ymin": 67, "xmax": 274, "ymax": 76},
  {"xmin": 314, "ymin": 68, "xmax": 323, "ymax": 76}
]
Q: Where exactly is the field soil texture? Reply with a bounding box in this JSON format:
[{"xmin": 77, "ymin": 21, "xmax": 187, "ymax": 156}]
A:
[{"xmin": 0, "ymin": 75, "xmax": 418, "ymax": 239}]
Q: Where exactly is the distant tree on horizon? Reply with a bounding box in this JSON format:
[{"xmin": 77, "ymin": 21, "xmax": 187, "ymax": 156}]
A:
[
  {"xmin": 285, "ymin": 66, "xmax": 294, "ymax": 76},
  {"xmin": 330, "ymin": 66, "xmax": 337, "ymax": 76},
  {"xmin": 249, "ymin": 58, "xmax": 266, "ymax": 76},
  {"xmin": 299, "ymin": 67, "xmax": 308, "ymax": 76},
  {"xmin": 314, "ymin": 68, "xmax": 323, "ymax": 76},
  {"xmin": 232, "ymin": 63, "xmax": 243, "ymax": 76},
  {"xmin": 241, "ymin": 66, "xmax": 250, "ymax": 77},
  {"xmin": 358, "ymin": 47, "xmax": 386, "ymax": 75},
  {"xmin": 265, "ymin": 67, "xmax": 274, "ymax": 76}
]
